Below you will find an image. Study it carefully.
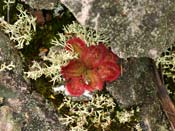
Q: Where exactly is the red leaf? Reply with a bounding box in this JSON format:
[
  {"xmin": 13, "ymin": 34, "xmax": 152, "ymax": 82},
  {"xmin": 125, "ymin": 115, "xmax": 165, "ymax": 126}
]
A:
[
  {"xmin": 97, "ymin": 62, "xmax": 120, "ymax": 82},
  {"xmin": 83, "ymin": 69, "xmax": 104, "ymax": 92},
  {"xmin": 103, "ymin": 50, "xmax": 119, "ymax": 63},
  {"xmin": 61, "ymin": 60, "xmax": 86, "ymax": 79},
  {"xmin": 66, "ymin": 77, "xmax": 86, "ymax": 96},
  {"xmin": 82, "ymin": 44, "xmax": 107, "ymax": 68},
  {"xmin": 66, "ymin": 37, "xmax": 87, "ymax": 57}
]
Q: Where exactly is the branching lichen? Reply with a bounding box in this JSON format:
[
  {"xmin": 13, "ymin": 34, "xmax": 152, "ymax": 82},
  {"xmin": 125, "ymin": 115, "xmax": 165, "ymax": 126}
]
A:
[
  {"xmin": 116, "ymin": 108, "xmax": 138, "ymax": 124},
  {"xmin": 3, "ymin": 0, "xmax": 15, "ymax": 22},
  {"xmin": 156, "ymin": 45, "xmax": 175, "ymax": 82},
  {"xmin": 63, "ymin": 22, "xmax": 109, "ymax": 47},
  {"xmin": 51, "ymin": 22, "xmax": 109, "ymax": 48},
  {"xmin": 0, "ymin": 61, "xmax": 15, "ymax": 72},
  {"xmin": 26, "ymin": 49, "xmax": 77, "ymax": 84},
  {"xmin": 58, "ymin": 94, "xmax": 115, "ymax": 131},
  {"xmin": 0, "ymin": 5, "xmax": 36, "ymax": 49}
]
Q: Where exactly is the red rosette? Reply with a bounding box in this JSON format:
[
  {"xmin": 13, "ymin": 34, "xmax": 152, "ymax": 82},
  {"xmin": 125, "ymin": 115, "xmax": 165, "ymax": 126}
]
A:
[
  {"xmin": 83, "ymin": 69, "xmax": 104, "ymax": 92},
  {"xmin": 61, "ymin": 59, "xmax": 86, "ymax": 79},
  {"xmin": 97, "ymin": 62, "xmax": 121, "ymax": 82},
  {"xmin": 82, "ymin": 44, "xmax": 107, "ymax": 68},
  {"xmin": 66, "ymin": 37, "xmax": 87, "ymax": 57},
  {"xmin": 66, "ymin": 77, "xmax": 86, "ymax": 96}
]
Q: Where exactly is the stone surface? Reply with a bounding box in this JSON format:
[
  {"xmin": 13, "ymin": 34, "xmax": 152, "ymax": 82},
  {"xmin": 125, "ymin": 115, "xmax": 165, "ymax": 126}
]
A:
[
  {"xmin": 0, "ymin": 31, "xmax": 65, "ymax": 131},
  {"xmin": 20, "ymin": 0, "xmax": 58, "ymax": 10},
  {"xmin": 107, "ymin": 58, "xmax": 155, "ymax": 107},
  {"xmin": 60, "ymin": 0, "xmax": 175, "ymax": 59},
  {"xmin": 0, "ymin": 106, "xmax": 21, "ymax": 131},
  {"xmin": 107, "ymin": 57, "xmax": 170, "ymax": 130}
]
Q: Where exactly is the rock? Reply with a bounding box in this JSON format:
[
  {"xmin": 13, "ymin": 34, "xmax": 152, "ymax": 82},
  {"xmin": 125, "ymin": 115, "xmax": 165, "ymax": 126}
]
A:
[
  {"xmin": 0, "ymin": 106, "xmax": 21, "ymax": 131},
  {"xmin": 0, "ymin": 97, "xmax": 3, "ymax": 105},
  {"xmin": 60, "ymin": 0, "xmax": 175, "ymax": 59},
  {"xmin": 20, "ymin": 0, "xmax": 58, "ymax": 10},
  {"xmin": 107, "ymin": 57, "xmax": 170, "ymax": 130},
  {"xmin": 107, "ymin": 58, "xmax": 155, "ymax": 107},
  {"xmin": 0, "ymin": 31, "xmax": 65, "ymax": 131}
]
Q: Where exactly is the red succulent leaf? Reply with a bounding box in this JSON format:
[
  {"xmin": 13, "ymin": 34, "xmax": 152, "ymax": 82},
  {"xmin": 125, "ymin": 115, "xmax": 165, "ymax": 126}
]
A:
[
  {"xmin": 83, "ymin": 69, "xmax": 104, "ymax": 92},
  {"xmin": 66, "ymin": 77, "xmax": 86, "ymax": 96},
  {"xmin": 97, "ymin": 62, "xmax": 121, "ymax": 82},
  {"xmin": 82, "ymin": 44, "xmax": 107, "ymax": 68},
  {"xmin": 61, "ymin": 59, "xmax": 86, "ymax": 79},
  {"xmin": 103, "ymin": 50, "xmax": 118, "ymax": 63},
  {"xmin": 66, "ymin": 37, "xmax": 87, "ymax": 57}
]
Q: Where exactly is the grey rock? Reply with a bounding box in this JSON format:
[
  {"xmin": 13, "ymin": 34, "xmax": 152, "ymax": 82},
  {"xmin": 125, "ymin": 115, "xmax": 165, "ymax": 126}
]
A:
[
  {"xmin": 60, "ymin": 0, "xmax": 175, "ymax": 59},
  {"xmin": 20, "ymin": 0, "xmax": 58, "ymax": 10},
  {"xmin": 107, "ymin": 58, "xmax": 155, "ymax": 107},
  {"xmin": 0, "ymin": 31, "xmax": 65, "ymax": 131},
  {"xmin": 0, "ymin": 106, "xmax": 21, "ymax": 131},
  {"xmin": 107, "ymin": 57, "xmax": 170, "ymax": 130},
  {"xmin": 0, "ymin": 97, "xmax": 3, "ymax": 105}
]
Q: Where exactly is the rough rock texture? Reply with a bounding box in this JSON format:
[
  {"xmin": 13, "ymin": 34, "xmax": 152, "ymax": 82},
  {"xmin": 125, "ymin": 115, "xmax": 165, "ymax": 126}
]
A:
[
  {"xmin": 20, "ymin": 0, "xmax": 58, "ymax": 10},
  {"xmin": 107, "ymin": 58, "xmax": 170, "ymax": 130},
  {"xmin": 60, "ymin": 0, "xmax": 175, "ymax": 59},
  {"xmin": 108, "ymin": 58, "xmax": 156, "ymax": 107},
  {"xmin": 0, "ymin": 31, "xmax": 65, "ymax": 131}
]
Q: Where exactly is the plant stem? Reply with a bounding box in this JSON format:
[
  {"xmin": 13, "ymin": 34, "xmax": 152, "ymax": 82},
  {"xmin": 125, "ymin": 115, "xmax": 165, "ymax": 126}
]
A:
[{"xmin": 152, "ymin": 59, "xmax": 175, "ymax": 130}]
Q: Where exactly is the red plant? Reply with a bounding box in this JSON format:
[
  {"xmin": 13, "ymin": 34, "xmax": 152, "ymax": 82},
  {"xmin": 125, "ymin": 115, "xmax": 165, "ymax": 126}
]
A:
[{"xmin": 61, "ymin": 37, "xmax": 121, "ymax": 96}]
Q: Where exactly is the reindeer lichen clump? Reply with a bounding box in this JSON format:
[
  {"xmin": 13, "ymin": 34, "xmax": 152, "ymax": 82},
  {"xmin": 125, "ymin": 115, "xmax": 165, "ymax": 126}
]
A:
[
  {"xmin": 0, "ymin": 61, "xmax": 15, "ymax": 72},
  {"xmin": 58, "ymin": 94, "xmax": 116, "ymax": 130},
  {"xmin": 0, "ymin": 5, "xmax": 36, "ymax": 49}
]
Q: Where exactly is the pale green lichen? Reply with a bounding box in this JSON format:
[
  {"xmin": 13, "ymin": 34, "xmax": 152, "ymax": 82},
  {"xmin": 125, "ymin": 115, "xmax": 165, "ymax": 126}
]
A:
[
  {"xmin": 156, "ymin": 45, "xmax": 175, "ymax": 82},
  {"xmin": 3, "ymin": 0, "xmax": 15, "ymax": 22},
  {"xmin": 116, "ymin": 107, "xmax": 139, "ymax": 124},
  {"xmin": 0, "ymin": 5, "xmax": 36, "ymax": 49},
  {"xmin": 26, "ymin": 49, "xmax": 77, "ymax": 84},
  {"xmin": 134, "ymin": 123, "xmax": 142, "ymax": 131},
  {"xmin": 116, "ymin": 109, "xmax": 134, "ymax": 124},
  {"xmin": 62, "ymin": 22, "xmax": 110, "ymax": 47},
  {"xmin": 0, "ymin": 61, "xmax": 15, "ymax": 72},
  {"xmin": 26, "ymin": 22, "xmax": 109, "ymax": 84},
  {"xmin": 58, "ymin": 94, "xmax": 115, "ymax": 131}
]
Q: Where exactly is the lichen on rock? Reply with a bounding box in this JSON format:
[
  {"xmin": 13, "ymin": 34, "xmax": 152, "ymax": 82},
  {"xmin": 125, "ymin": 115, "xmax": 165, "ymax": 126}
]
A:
[{"xmin": 60, "ymin": 0, "xmax": 175, "ymax": 59}]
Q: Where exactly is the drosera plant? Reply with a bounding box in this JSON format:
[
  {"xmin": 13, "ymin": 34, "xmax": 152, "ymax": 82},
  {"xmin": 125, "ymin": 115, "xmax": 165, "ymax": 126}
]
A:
[
  {"xmin": 0, "ymin": 4, "xmax": 36, "ymax": 49},
  {"xmin": 61, "ymin": 37, "xmax": 121, "ymax": 96},
  {"xmin": 25, "ymin": 22, "xmax": 121, "ymax": 97},
  {"xmin": 24, "ymin": 21, "xmax": 122, "ymax": 130}
]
